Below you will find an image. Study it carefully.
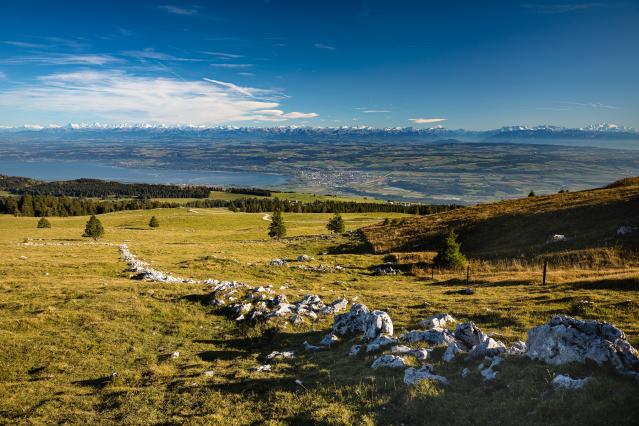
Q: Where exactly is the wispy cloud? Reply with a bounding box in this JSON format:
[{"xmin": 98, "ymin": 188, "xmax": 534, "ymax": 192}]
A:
[
  {"xmin": 362, "ymin": 109, "xmax": 391, "ymax": 113},
  {"xmin": 238, "ymin": 72, "xmax": 255, "ymax": 77},
  {"xmin": 158, "ymin": 4, "xmax": 199, "ymax": 15},
  {"xmin": 0, "ymin": 53, "xmax": 122, "ymax": 66},
  {"xmin": 210, "ymin": 63, "xmax": 253, "ymax": 68},
  {"xmin": 555, "ymin": 101, "xmax": 617, "ymax": 109},
  {"xmin": 409, "ymin": 118, "xmax": 447, "ymax": 124},
  {"xmin": 521, "ymin": 3, "xmax": 604, "ymax": 14},
  {"xmin": 2, "ymin": 40, "xmax": 48, "ymax": 49},
  {"xmin": 0, "ymin": 71, "xmax": 6, "ymax": 79},
  {"xmin": 314, "ymin": 43, "xmax": 336, "ymax": 50},
  {"xmin": 0, "ymin": 70, "xmax": 316, "ymax": 125},
  {"xmin": 201, "ymin": 51, "xmax": 243, "ymax": 59},
  {"xmin": 122, "ymin": 48, "xmax": 202, "ymax": 62}
]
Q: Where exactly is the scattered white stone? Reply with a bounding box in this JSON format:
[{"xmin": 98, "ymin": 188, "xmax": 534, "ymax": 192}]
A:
[
  {"xmin": 171, "ymin": 351, "xmax": 180, "ymax": 359},
  {"xmin": 303, "ymin": 341, "xmax": 322, "ymax": 352},
  {"xmin": 442, "ymin": 341, "xmax": 462, "ymax": 363},
  {"xmin": 508, "ymin": 340, "xmax": 527, "ymax": 355},
  {"xmin": 489, "ymin": 356, "xmax": 503, "ymax": 369},
  {"xmin": 404, "ymin": 367, "xmax": 448, "ymax": 385},
  {"xmin": 480, "ymin": 368, "xmax": 498, "ymax": 381},
  {"xmin": 266, "ymin": 351, "xmax": 295, "ymax": 361},
  {"xmin": 551, "ymin": 374, "xmax": 591, "ymax": 390},
  {"xmin": 254, "ymin": 365, "xmax": 272, "ymax": 372},
  {"xmin": 461, "ymin": 368, "xmax": 471, "ymax": 378},
  {"xmin": 366, "ymin": 335, "xmax": 397, "ymax": 352},
  {"xmin": 547, "ymin": 234, "xmax": 567, "ymax": 243},
  {"xmin": 349, "ymin": 345, "xmax": 363, "ymax": 356},
  {"xmin": 297, "ymin": 254, "xmax": 310, "ymax": 262},
  {"xmin": 419, "ymin": 313, "xmax": 456, "ymax": 330},
  {"xmin": 363, "ymin": 310, "xmax": 394, "ymax": 339},
  {"xmin": 617, "ymin": 226, "xmax": 634, "ymax": 236},
  {"xmin": 319, "ymin": 333, "xmax": 340, "ymax": 347},
  {"xmin": 203, "ymin": 370, "xmax": 215, "ymax": 377},
  {"xmin": 270, "ymin": 259, "xmax": 287, "ymax": 267},
  {"xmin": 402, "ymin": 327, "xmax": 456, "ymax": 346},
  {"xmin": 371, "ymin": 355, "xmax": 406, "ymax": 370},
  {"xmin": 19, "ymin": 256, "xmax": 28, "ymax": 260}
]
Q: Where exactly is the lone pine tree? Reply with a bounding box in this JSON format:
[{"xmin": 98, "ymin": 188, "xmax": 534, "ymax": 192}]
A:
[
  {"xmin": 82, "ymin": 215, "xmax": 105, "ymax": 240},
  {"xmin": 326, "ymin": 212, "xmax": 345, "ymax": 233},
  {"xmin": 268, "ymin": 210, "xmax": 286, "ymax": 238},
  {"xmin": 434, "ymin": 232, "xmax": 467, "ymax": 269}
]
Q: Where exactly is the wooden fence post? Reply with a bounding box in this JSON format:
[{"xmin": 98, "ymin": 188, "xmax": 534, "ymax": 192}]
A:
[
  {"xmin": 542, "ymin": 259, "xmax": 548, "ymax": 285},
  {"xmin": 466, "ymin": 265, "xmax": 470, "ymax": 285}
]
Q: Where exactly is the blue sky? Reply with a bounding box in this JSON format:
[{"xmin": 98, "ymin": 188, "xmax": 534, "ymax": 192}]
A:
[{"xmin": 0, "ymin": 0, "xmax": 637, "ymax": 129}]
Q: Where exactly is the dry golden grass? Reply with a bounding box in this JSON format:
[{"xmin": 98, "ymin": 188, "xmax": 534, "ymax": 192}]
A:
[{"xmin": 0, "ymin": 208, "xmax": 637, "ymax": 425}]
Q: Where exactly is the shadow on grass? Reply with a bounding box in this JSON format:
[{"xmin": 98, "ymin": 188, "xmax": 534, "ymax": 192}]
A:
[
  {"xmin": 197, "ymin": 350, "xmax": 247, "ymax": 362},
  {"xmin": 72, "ymin": 375, "xmax": 114, "ymax": 389},
  {"xmin": 564, "ymin": 278, "xmax": 639, "ymax": 292}
]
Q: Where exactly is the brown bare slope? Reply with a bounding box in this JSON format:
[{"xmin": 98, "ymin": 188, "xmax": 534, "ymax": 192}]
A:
[{"xmin": 361, "ymin": 177, "xmax": 639, "ymax": 258}]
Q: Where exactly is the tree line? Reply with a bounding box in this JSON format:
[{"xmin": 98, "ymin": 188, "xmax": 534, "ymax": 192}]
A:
[
  {"xmin": 0, "ymin": 175, "xmax": 273, "ymax": 199},
  {"xmin": 0, "ymin": 193, "xmax": 458, "ymax": 217},
  {"xmin": 227, "ymin": 198, "xmax": 458, "ymax": 215}
]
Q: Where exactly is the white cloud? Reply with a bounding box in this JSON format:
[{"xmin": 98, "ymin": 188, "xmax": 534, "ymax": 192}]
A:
[
  {"xmin": 0, "ymin": 70, "xmax": 317, "ymax": 125},
  {"xmin": 362, "ymin": 109, "xmax": 391, "ymax": 113},
  {"xmin": 409, "ymin": 118, "xmax": 447, "ymax": 124},
  {"xmin": 314, "ymin": 43, "xmax": 336, "ymax": 50},
  {"xmin": 202, "ymin": 51, "xmax": 243, "ymax": 59},
  {"xmin": 238, "ymin": 72, "xmax": 255, "ymax": 77},
  {"xmin": 122, "ymin": 48, "xmax": 201, "ymax": 62},
  {"xmin": 2, "ymin": 40, "xmax": 48, "ymax": 49},
  {"xmin": 0, "ymin": 54, "xmax": 122, "ymax": 66},
  {"xmin": 158, "ymin": 4, "xmax": 198, "ymax": 15},
  {"xmin": 210, "ymin": 63, "xmax": 253, "ymax": 68}
]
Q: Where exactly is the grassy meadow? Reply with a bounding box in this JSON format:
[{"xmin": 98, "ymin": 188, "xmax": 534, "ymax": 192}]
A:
[{"xmin": 0, "ymin": 208, "xmax": 638, "ymax": 425}]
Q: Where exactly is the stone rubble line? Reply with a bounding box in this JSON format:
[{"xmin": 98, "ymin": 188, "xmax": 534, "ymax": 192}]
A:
[{"xmin": 118, "ymin": 245, "xmax": 639, "ymax": 387}]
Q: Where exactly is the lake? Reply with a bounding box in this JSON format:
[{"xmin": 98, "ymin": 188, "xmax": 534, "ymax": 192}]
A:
[{"xmin": 0, "ymin": 160, "xmax": 290, "ymax": 187}]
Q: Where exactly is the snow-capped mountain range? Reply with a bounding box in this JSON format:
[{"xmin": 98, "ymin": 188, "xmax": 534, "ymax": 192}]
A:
[{"xmin": 0, "ymin": 122, "xmax": 635, "ymax": 134}]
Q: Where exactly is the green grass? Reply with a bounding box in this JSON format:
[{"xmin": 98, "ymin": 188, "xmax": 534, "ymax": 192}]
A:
[{"xmin": 0, "ymin": 209, "xmax": 637, "ymax": 425}]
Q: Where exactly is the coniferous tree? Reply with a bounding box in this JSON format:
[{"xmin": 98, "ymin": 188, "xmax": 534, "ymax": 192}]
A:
[
  {"xmin": 82, "ymin": 215, "xmax": 104, "ymax": 240},
  {"xmin": 434, "ymin": 232, "xmax": 467, "ymax": 269},
  {"xmin": 268, "ymin": 210, "xmax": 286, "ymax": 238},
  {"xmin": 149, "ymin": 216, "xmax": 160, "ymax": 228},
  {"xmin": 37, "ymin": 217, "xmax": 51, "ymax": 228},
  {"xmin": 528, "ymin": 190, "xmax": 536, "ymax": 197},
  {"xmin": 326, "ymin": 212, "xmax": 345, "ymax": 234}
]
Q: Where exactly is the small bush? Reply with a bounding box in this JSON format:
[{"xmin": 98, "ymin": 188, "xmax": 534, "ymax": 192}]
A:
[
  {"xmin": 149, "ymin": 216, "xmax": 160, "ymax": 228},
  {"xmin": 37, "ymin": 217, "xmax": 51, "ymax": 228}
]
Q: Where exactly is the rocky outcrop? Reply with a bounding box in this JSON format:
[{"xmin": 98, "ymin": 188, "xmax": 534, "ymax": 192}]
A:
[
  {"xmin": 402, "ymin": 328, "xmax": 457, "ymax": 346},
  {"xmin": 526, "ymin": 316, "xmax": 639, "ymax": 379},
  {"xmin": 404, "ymin": 366, "xmax": 448, "ymax": 385}
]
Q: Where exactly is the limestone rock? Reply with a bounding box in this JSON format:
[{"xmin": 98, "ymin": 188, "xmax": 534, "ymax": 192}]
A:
[
  {"xmin": 480, "ymin": 367, "xmax": 498, "ymax": 381},
  {"xmin": 363, "ymin": 310, "xmax": 394, "ymax": 339},
  {"xmin": 442, "ymin": 341, "xmax": 462, "ymax": 363},
  {"xmin": 349, "ymin": 345, "xmax": 363, "ymax": 356},
  {"xmin": 402, "ymin": 327, "xmax": 456, "ymax": 346},
  {"xmin": 526, "ymin": 316, "xmax": 639, "ymax": 378},
  {"xmin": 332, "ymin": 303, "xmax": 370, "ymax": 336},
  {"xmin": 404, "ymin": 367, "xmax": 448, "ymax": 385},
  {"xmin": 366, "ymin": 334, "xmax": 398, "ymax": 352},
  {"xmin": 551, "ymin": 374, "xmax": 591, "ymax": 390},
  {"xmin": 371, "ymin": 355, "xmax": 406, "ymax": 370},
  {"xmin": 419, "ymin": 313, "xmax": 456, "ymax": 330},
  {"xmin": 319, "ymin": 332, "xmax": 340, "ymax": 347}
]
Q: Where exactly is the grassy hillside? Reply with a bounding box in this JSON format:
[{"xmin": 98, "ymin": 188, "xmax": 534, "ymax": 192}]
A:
[
  {"xmin": 362, "ymin": 177, "xmax": 639, "ymax": 258},
  {"xmin": 0, "ymin": 206, "xmax": 637, "ymax": 424}
]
